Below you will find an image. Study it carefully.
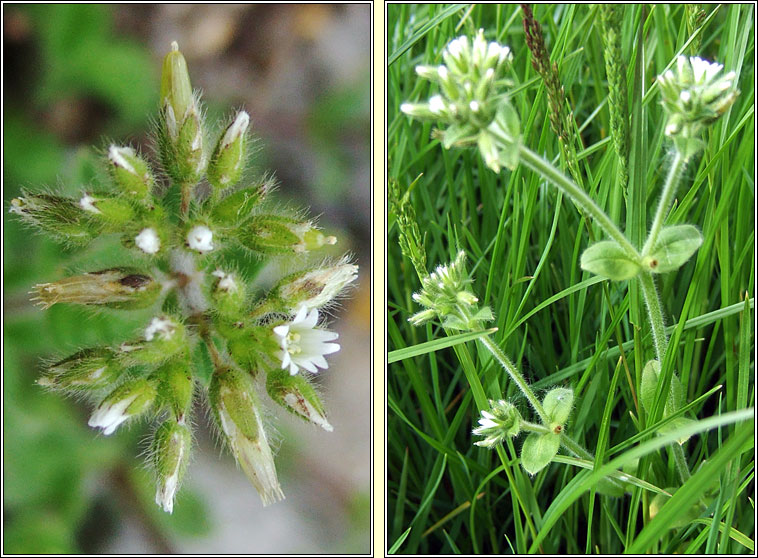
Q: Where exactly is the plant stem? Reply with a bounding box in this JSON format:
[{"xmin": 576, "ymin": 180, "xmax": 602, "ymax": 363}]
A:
[
  {"xmin": 479, "ymin": 335, "xmax": 549, "ymax": 423},
  {"xmin": 520, "ymin": 420, "xmax": 552, "ymax": 434},
  {"xmin": 638, "ymin": 272, "xmax": 668, "ymax": 362},
  {"xmin": 641, "ymin": 149, "xmax": 688, "ymax": 255},
  {"xmin": 672, "ymin": 443, "xmax": 692, "ymax": 483},
  {"xmin": 559, "ymin": 433, "xmax": 594, "ymax": 461},
  {"xmin": 500, "ymin": 140, "xmax": 640, "ymax": 261}
]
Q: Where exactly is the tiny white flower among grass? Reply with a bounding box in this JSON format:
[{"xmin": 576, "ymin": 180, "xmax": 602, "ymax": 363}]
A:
[{"xmin": 273, "ymin": 306, "xmax": 340, "ymax": 375}]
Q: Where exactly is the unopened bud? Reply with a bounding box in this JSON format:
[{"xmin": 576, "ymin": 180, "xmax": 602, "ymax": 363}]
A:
[
  {"xmin": 118, "ymin": 316, "xmax": 188, "ymax": 366},
  {"xmin": 9, "ymin": 193, "xmax": 99, "ymax": 244},
  {"xmin": 152, "ymin": 419, "xmax": 192, "ymax": 514},
  {"xmin": 154, "ymin": 359, "xmax": 194, "ymax": 421},
  {"xmin": 161, "ymin": 41, "xmax": 193, "ymax": 132},
  {"xmin": 38, "ymin": 347, "xmax": 122, "ymax": 391},
  {"xmin": 211, "ymin": 269, "xmax": 246, "ymax": 318},
  {"xmin": 210, "ymin": 367, "xmax": 284, "ymax": 505},
  {"xmin": 78, "ymin": 193, "xmax": 135, "ymax": 228},
  {"xmin": 88, "ymin": 377, "xmax": 158, "ymax": 435},
  {"xmin": 240, "ymin": 215, "xmax": 336, "ymax": 254},
  {"xmin": 264, "ymin": 261, "xmax": 358, "ymax": 314},
  {"xmin": 134, "ymin": 227, "xmax": 162, "ymax": 255},
  {"xmin": 266, "ymin": 368, "xmax": 332, "ymax": 431},
  {"xmin": 208, "ymin": 111, "xmax": 249, "ymax": 189},
  {"xmin": 31, "ymin": 268, "xmax": 162, "ymax": 310},
  {"xmin": 210, "ymin": 184, "xmax": 266, "ymax": 226},
  {"xmin": 108, "ymin": 145, "xmax": 156, "ymax": 198}
]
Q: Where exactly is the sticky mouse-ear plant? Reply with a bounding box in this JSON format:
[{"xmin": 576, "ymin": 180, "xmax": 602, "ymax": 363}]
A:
[
  {"xmin": 401, "ymin": 28, "xmax": 741, "ymax": 485},
  {"xmin": 10, "ymin": 42, "xmax": 357, "ymax": 513}
]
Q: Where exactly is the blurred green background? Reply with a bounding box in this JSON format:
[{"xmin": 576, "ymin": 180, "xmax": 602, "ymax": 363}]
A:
[{"xmin": 3, "ymin": 4, "xmax": 370, "ymax": 553}]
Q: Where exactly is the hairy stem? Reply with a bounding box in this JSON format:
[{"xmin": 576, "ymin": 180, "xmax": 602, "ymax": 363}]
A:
[
  {"xmin": 510, "ymin": 141, "xmax": 640, "ymax": 261},
  {"xmin": 638, "ymin": 272, "xmax": 668, "ymax": 361},
  {"xmin": 672, "ymin": 443, "xmax": 692, "ymax": 483},
  {"xmin": 479, "ymin": 334, "xmax": 549, "ymax": 423},
  {"xmin": 642, "ymin": 149, "xmax": 688, "ymax": 255}
]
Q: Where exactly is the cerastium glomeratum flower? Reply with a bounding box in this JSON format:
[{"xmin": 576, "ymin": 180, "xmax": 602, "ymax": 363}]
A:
[
  {"xmin": 400, "ymin": 29, "xmax": 521, "ymax": 172},
  {"xmin": 10, "ymin": 42, "xmax": 358, "ymax": 512}
]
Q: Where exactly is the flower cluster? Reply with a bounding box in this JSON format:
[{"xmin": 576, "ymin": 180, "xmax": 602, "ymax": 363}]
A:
[
  {"xmin": 12, "ymin": 42, "xmax": 357, "ymax": 513},
  {"xmin": 400, "ymin": 29, "xmax": 521, "ymax": 172},
  {"xmin": 657, "ymin": 55, "xmax": 739, "ymax": 156},
  {"xmin": 472, "ymin": 399, "xmax": 522, "ymax": 448},
  {"xmin": 408, "ymin": 251, "xmax": 493, "ymax": 330}
]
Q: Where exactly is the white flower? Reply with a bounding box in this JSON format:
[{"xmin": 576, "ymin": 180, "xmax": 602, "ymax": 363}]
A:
[
  {"xmin": 145, "ymin": 316, "xmax": 177, "ymax": 341},
  {"xmin": 79, "ymin": 194, "xmax": 101, "ymax": 214},
  {"xmin": 88, "ymin": 396, "xmax": 137, "ymax": 435},
  {"xmin": 212, "ymin": 269, "xmax": 238, "ymax": 292},
  {"xmin": 135, "ymin": 227, "xmax": 161, "ymax": 254},
  {"xmin": 187, "ymin": 225, "xmax": 214, "ymax": 252},
  {"xmin": 273, "ymin": 306, "xmax": 339, "ymax": 375}
]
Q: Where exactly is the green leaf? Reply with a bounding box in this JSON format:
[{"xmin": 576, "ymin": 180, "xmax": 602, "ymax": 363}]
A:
[
  {"xmin": 542, "ymin": 387, "xmax": 574, "ymax": 425},
  {"xmin": 521, "ymin": 432, "xmax": 561, "ymax": 475},
  {"xmin": 580, "ymin": 240, "xmax": 640, "ymax": 280},
  {"xmin": 649, "ymin": 488, "xmax": 703, "ymax": 529},
  {"xmin": 646, "ymin": 224, "xmax": 703, "ymax": 273},
  {"xmin": 640, "ymin": 359, "xmax": 686, "ymax": 419},
  {"xmin": 659, "ymin": 416, "xmax": 697, "ymax": 445}
]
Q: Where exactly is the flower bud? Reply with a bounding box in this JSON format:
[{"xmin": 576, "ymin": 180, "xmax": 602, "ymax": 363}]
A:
[
  {"xmin": 211, "ymin": 269, "xmax": 246, "ymax": 318},
  {"xmin": 161, "ymin": 41, "xmax": 193, "ymax": 132},
  {"xmin": 31, "ymin": 268, "xmax": 162, "ymax": 310},
  {"xmin": 108, "ymin": 145, "xmax": 156, "ymax": 198},
  {"xmin": 9, "ymin": 193, "xmax": 99, "ymax": 244},
  {"xmin": 210, "ymin": 367, "xmax": 284, "ymax": 505},
  {"xmin": 133, "ymin": 227, "xmax": 163, "ymax": 255},
  {"xmin": 239, "ymin": 215, "xmax": 337, "ymax": 254},
  {"xmin": 472, "ymin": 399, "xmax": 521, "ymax": 448},
  {"xmin": 78, "ymin": 193, "xmax": 135, "ymax": 228},
  {"xmin": 37, "ymin": 347, "xmax": 122, "ymax": 391},
  {"xmin": 118, "ymin": 316, "xmax": 188, "ymax": 366},
  {"xmin": 154, "ymin": 359, "xmax": 194, "ymax": 421},
  {"xmin": 207, "ymin": 111, "xmax": 249, "ymax": 190},
  {"xmin": 260, "ymin": 261, "xmax": 358, "ymax": 315},
  {"xmin": 88, "ymin": 377, "xmax": 158, "ymax": 435},
  {"xmin": 210, "ymin": 184, "xmax": 266, "ymax": 226},
  {"xmin": 266, "ymin": 368, "xmax": 332, "ymax": 431},
  {"xmin": 152, "ymin": 419, "xmax": 192, "ymax": 514}
]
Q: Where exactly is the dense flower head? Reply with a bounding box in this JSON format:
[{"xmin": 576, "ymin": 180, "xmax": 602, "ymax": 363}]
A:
[
  {"xmin": 400, "ymin": 29, "xmax": 522, "ymax": 172},
  {"xmin": 10, "ymin": 41, "xmax": 354, "ymax": 513},
  {"xmin": 472, "ymin": 399, "xmax": 522, "ymax": 448},
  {"xmin": 657, "ymin": 55, "xmax": 739, "ymax": 155},
  {"xmin": 408, "ymin": 251, "xmax": 493, "ymax": 330}
]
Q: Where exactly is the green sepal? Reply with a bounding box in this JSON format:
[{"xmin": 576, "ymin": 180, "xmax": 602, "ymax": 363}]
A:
[
  {"xmin": 161, "ymin": 42, "xmax": 193, "ymax": 127},
  {"xmin": 38, "ymin": 347, "xmax": 122, "ymax": 391},
  {"xmin": 108, "ymin": 145, "xmax": 156, "ymax": 198},
  {"xmin": 209, "ymin": 367, "xmax": 259, "ymax": 441},
  {"xmin": 154, "ymin": 358, "xmax": 194, "ymax": 420},
  {"xmin": 211, "ymin": 270, "xmax": 247, "ymax": 319},
  {"xmin": 520, "ymin": 431, "xmax": 561, "ymax": 475},
  {"xmin": 580, "ymin": 240, "xmax": 641, "ymax": 280},
  {"xmin": 118, "ymin": 317, "xmax": 189, "ymax": 366},
  {"xmin": 101, "ymin": 377, "xmax": 158, "ymax": 418},
  {"xmin": 207, "ymin": 111, "xmax": 249, "ymax": 190},
  {"xmin": 238, "ymin": 215, "xmax": 335, "ymax": 254},
  {"xmin": 9, "ymin": 193, "xmax": 100, "ymax": 245},
  {"xmin": 210, "ymin": 185, "xmax": 265, "ymax": 226},
  {"xmin": 266, "ymin": 367, "xmax": 332, "ymax": 430},
  {"xmin": 152, "ymin": 418, "xmax": 191, "ymax": 479},
  {"xmin": 86, "ymin": 196, "xmax": 136, "ymax": 228},
  {"xmin": 542, "ymin": 387, "xmax": 574, "ymax": 426},
  {"xmin": 645, "ymin": 225, "xmax": 703, "ymax": 273}
]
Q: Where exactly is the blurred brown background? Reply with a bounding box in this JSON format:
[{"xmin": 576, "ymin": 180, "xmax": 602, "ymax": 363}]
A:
[{"xmin": 3, "ymin": 3, "xmax": 370, "ymax": 554}]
